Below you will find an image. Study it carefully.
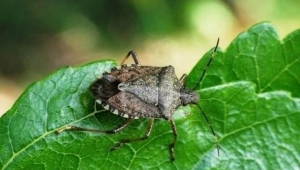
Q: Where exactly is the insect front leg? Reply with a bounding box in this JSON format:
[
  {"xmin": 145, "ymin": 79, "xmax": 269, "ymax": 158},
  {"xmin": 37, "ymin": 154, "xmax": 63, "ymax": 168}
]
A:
[
  {"xmin": 121, "ymin": 50, "xmax": 141, "ymax": 65},
  {"xmin": 56, "ymin": 118, "xmax": 134, "ymax": 134},
  {"xmin": 109, "ymin": 118, "xmax": 155, "ymax": 151},
  {"xmin": 179, "ymin": 74, "xmax": 187, "ymax": 85}
]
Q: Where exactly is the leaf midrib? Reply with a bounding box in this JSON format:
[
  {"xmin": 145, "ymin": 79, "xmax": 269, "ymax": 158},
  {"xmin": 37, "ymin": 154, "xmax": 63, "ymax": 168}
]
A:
[{"xmin": 2, "ymin": 109, "xmax": 105, "ymax": 169}]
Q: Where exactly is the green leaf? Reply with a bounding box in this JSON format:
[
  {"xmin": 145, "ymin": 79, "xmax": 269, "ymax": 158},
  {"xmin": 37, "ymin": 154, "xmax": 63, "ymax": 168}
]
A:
[
  {"xmin": 1, "ymin": 23, "xmax": 300, "ymax": 170},
  {"xmin": 188, "ymin": 22, "xmax": 300, "ymax": 169}
]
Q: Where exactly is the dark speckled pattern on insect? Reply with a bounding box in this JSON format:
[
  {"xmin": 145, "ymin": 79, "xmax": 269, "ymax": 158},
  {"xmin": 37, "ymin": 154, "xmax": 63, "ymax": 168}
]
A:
[{"xmin": 91, "ymin": 64, "xmax": 196, "ymax": 120}]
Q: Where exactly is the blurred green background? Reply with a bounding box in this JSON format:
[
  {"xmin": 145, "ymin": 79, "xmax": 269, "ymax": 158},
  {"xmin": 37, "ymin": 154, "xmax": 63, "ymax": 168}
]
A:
[{"xmin": 0, "ymin": 0, "xmax": 299, "ymax": 115}]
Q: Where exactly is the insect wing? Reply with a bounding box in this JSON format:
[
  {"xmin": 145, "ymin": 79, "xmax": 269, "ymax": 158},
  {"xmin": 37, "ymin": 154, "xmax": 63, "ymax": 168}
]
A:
[
  {"xmin": 107, "ymin": 91, "xmax": 162, "ymax": 119},
  {"xmin": 109, "ymin": 65, "xmax": 163, "ymax": 82}
]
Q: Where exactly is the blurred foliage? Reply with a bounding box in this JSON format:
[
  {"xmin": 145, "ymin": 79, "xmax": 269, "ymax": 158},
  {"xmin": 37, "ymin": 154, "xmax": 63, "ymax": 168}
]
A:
[
  {"xmin": 0, "ymin": 0, "xmax": 299, "ymax": 83},
  {"xmin": 0, "ymin": 1, "xmax": 187, "ymax": 81}
]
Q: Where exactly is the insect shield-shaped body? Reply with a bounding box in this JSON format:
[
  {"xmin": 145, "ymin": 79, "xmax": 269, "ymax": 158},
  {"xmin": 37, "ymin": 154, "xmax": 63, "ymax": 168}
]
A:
[
  {"xmin": 91, "ymin": 64, "xmax": 199, "ymax": 120},
  {"xmin": 56, "ymin": 39, "xmax": 220, "ymax": 161}
]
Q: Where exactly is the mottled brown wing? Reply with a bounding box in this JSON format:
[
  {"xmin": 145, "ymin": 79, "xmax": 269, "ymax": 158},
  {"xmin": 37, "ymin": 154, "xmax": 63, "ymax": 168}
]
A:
[
  {"xmin": 109, "ymin": 65, "xmax": 163, "ymax": 82},
  {"xmin": 107, "ymin": 91, "xmax": 163, "ymax": 119},
  {"xmin": 118, "ymin": 74, "xmax": 159, "ymax": 106}
]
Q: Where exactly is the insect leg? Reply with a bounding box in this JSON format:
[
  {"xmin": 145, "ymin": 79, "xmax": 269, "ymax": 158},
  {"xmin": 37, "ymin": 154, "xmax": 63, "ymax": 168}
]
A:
[
  {"xmin": 169, "ymin": 119, "xmax": 177, "ymax": 161},
  {"xmin": 179, "ymin": 74, "xmax": 187, "ymax": 85},
  {"xmin": 56, "ymin": 118, "xmax": 134, "ymax": 134},
  {"xmin": 121, "ymin": 50, "xmax": 141, "ymax": 65},
  {"xmin": 109, "ymin": 118, "xmax": 155, "ymax": 151}
]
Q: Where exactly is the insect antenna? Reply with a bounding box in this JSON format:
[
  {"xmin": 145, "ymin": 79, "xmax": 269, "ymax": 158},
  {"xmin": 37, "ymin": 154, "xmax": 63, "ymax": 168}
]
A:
[
  {"xmin": 196, "ymin": 103, "xmax": 220, "ymax": 156},
  {"xmin": 192, "ymin": 38, "xmax": 220, "ymax": 90}
]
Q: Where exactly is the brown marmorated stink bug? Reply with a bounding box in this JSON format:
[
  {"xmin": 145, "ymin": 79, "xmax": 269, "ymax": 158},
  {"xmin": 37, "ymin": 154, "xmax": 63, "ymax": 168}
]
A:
[{"xmin": 57, "ymin": 39, "xmax": 220, "ymax": 161}]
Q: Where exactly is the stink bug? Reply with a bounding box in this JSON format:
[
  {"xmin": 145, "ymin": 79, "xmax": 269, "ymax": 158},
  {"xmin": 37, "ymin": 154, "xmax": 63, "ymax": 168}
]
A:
[{"xmin": 56, "ymin": 39, "xmax": 220, "ymax": 161}]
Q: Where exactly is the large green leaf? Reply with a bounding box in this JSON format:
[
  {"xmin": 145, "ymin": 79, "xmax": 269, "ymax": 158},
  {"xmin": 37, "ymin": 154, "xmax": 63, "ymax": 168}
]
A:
[
  {"xmin": 188, "ymin": 22, "xmax": 300, "ymax": 169},
  {"xmin": 1, "ymin": 23, "xmax": 300, "ymax": 170}
]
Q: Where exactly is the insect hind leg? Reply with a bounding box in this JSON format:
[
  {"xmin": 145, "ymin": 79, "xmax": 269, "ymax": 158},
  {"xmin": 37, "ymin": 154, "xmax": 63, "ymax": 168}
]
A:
[
  {"xmin": 121, "ymin": 50, "xmax": 141, "ymax": 65},
  {"xmin": 109, "ymin": 118, "xmax": 155, "ymax": 151}
]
